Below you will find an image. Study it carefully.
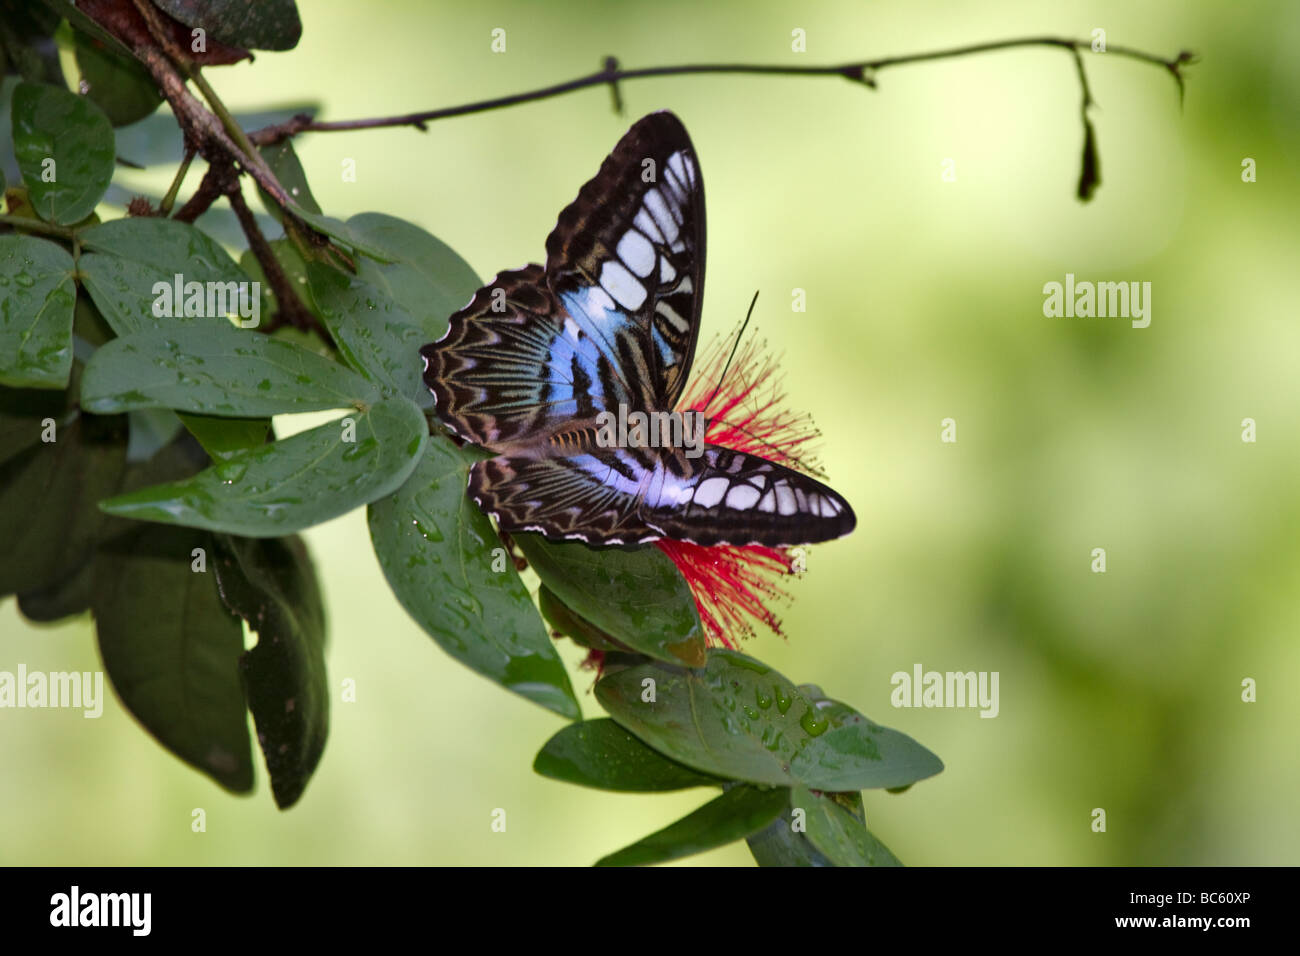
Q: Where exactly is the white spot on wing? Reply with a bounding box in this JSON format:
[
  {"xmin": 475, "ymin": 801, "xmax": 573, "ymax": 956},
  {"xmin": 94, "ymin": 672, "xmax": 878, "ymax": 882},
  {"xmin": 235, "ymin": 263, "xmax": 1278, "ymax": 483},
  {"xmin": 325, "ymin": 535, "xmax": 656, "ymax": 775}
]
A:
[
  {"xmin": 726, "ymin": 484, "xmax": 761, "ymax": 510},
  {"xmin": 655, "ymin": 300, "xmax": 688, "ymax": 332},
  {"xmin": 634, "ymin": 209, "xmax": 663, "ymax": 243},
  {"xmin": 600, "ymin": 260, "xmax": 647, "ymax": 311},
  {"xmin": 643, "ymin": 190, "xmax": 679, "ymax": 244},
  {"xmin": 667, "ymin": 151, "xmax": 694, "ymax": 187},
  {"xmin": 776, "ymin": 484, "xmax": 797, "ymax": 515},
  {"xmin": 616, "ymin": 230, "xmax": 655, "ymax": 278},
  {"xmin": 693, "ymin": 476, "xmax": 728, "ymax": 508}
]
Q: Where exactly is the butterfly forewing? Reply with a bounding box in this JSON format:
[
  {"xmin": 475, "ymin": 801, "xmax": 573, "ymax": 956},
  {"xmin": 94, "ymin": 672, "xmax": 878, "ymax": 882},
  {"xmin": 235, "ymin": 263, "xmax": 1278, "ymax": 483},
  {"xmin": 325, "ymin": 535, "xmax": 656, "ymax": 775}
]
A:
[{"xmin": 545, "ymin": 111, "xmax": 706, "ymax": 411}]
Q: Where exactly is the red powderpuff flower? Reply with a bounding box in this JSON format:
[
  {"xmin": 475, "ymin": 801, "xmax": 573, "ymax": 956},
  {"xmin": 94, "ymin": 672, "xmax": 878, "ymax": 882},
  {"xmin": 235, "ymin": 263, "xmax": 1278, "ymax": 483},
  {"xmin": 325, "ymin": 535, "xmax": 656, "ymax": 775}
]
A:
[{"xmin": 656, "ymin": 329, "xmax": 830, "ymax": 649}]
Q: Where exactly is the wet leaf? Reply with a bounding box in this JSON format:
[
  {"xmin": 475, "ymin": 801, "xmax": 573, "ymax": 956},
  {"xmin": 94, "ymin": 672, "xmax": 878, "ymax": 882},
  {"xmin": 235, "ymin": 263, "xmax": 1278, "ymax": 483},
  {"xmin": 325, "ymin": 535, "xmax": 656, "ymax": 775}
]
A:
[
  {"xmin": 93, "ymin": 525, "xmax": 253, "ymax": 792},
  {"xmin": 307, "ymin": 261, "xmax": 429, "ymax": 406},
  {"xmin": 0, "ymin": 413, "xmax": 127, "ymax": 598},
  {"xmin": 534, "ymin": 718, "xmax": 718, "ymax": 791},
  {"xmin": 257, "ymin": 139, "xmax": 318, "ymax": 220},
  {"xmin": 345, "ymin": 213, "xmax": 481, "ymax": 341},
  {"xmin": 212, "ymin": 534, "xmax": 326, "ymax": 809},
  {"xmin": 596, "ymin": 650, "xmax": 944, "ymax": 791},
  {"xmin": 81, "ymin": 321, "xmax": 381, "ymax": 416},
  {"xmin": 99, "ymin": 398, "xmax": 427, "ymax": 536},
  {"xmin": 78, "ymin": 218, "xmax": 253, "ymax": 335},
  {"xmin": 0, "ymin": 234, "xmax": 76, "ymax": 388},
  {"xmin": 515, "ymin": 534, "xmax": 704, "ymax": 667},
  {"xmin": 11, "ymin": 81, "xmax": 114, "ymax": 224},
  {"xmin": 367, "ymin": 434, "xmax": 579, "ymax": 719},
  {"xmin": 73, "ymin": 28, "xmax": 163, "ymax": 127}
]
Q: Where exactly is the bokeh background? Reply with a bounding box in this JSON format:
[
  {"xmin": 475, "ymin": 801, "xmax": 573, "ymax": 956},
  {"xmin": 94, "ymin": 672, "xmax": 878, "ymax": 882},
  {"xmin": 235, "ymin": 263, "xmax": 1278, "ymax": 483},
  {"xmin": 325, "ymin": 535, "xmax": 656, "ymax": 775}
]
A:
[{"xmin": 2, "ymin": 0, "xmax": 1298, "ymax": 865}]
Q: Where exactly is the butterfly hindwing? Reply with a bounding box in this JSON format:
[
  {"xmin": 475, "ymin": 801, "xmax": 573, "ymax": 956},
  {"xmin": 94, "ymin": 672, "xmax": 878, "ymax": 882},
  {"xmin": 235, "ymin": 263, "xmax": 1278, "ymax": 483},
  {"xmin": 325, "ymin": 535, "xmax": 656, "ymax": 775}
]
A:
[
  {"xmin": 545, "ymin": 110, "xmax": 706, "ymax": 411},
  {"xmin": 469, "ymin": 443, "xmax": 855, "ymax": 548},
  {"xmin": 421, "ymin": 265, "xmax": 637, "ymax": 449},
  {"xmin": 468, "ymin": 451, "xmax": 658, "ymax": 545},
  {"xmin": 641, "ymin": 444, "xmax": 856, "ymax": 547}
]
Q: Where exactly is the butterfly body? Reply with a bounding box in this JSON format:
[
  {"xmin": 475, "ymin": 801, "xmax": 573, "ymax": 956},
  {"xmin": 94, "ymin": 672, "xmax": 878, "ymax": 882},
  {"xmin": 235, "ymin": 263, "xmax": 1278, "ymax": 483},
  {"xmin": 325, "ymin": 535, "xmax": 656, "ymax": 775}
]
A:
[{"xmin": 422, "ymin": 111, "xmax": 855, "ymax": 548}]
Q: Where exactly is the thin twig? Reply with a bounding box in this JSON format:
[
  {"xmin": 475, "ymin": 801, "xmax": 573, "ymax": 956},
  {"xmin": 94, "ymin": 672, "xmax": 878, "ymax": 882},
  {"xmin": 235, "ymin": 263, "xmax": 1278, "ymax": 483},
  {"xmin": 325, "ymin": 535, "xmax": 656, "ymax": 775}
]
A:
[{"xmin": 248, "ymin": 37, "xmax": 1192, "ymax": 144}]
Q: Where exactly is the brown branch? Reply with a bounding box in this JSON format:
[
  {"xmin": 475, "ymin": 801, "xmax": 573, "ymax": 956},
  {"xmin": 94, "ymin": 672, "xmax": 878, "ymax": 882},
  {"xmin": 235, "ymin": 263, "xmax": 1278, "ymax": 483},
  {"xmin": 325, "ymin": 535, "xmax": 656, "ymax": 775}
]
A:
[
  {"xmin": 225, "ymin": 183, "xmax": 321, "ymax": 337},
  {"xmin": 173, "ymin": 161, "xmax": 234, "ymax": 223},
  {"xmin": 248, "ymin": 37, "xmax": 1194, "ymax": 145},
  {"xmin": 124, "ymin": 0, "xmax": 291, "ymax": 207}
]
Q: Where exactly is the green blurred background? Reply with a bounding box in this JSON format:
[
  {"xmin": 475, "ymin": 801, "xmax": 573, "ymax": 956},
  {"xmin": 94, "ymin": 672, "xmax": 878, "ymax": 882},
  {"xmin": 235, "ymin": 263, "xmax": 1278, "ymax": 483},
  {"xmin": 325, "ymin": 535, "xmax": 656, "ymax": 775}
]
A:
[{"xmin": 3, "ymin": 0, "xmax": 1298, "ymax": 865}]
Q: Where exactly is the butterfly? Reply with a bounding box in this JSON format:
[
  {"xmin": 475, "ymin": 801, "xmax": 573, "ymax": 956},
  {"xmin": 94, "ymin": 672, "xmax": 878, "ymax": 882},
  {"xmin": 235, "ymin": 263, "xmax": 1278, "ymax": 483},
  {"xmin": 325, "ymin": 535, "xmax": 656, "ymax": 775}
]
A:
[{"xmin": 420, "ymin": 111, "xmax": 855, "ymax": 548}]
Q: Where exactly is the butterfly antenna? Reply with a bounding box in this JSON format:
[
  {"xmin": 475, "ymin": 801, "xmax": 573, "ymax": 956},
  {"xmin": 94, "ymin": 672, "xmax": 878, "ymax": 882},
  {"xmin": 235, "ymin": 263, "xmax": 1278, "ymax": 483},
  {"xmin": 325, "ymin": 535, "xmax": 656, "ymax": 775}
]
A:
[{"xmin": 701, "ymin": 289, "xmax": 759, "ymax": 415}]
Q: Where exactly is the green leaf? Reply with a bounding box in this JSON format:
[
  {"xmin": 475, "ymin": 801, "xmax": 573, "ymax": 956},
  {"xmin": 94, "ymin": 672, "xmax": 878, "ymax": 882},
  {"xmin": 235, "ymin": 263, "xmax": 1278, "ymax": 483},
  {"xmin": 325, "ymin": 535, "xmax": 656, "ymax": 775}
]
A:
[
  {"xmin": 595, "ymin": 785, "xmax": 788, "ymax": 867},
  {"xmin": 747, "ymin": 788, "xmax": 898, "ymax": 867},
  {"xmin": 0, "ymin": 379, "xmax": 69, "ymax": 468},
  {"xmin": 125, "ymin": 407, "xmax": 183, "ymax": 462},
  {"xmin": 17, "ymin": 557, "xmax": 94, "ymax": 622},
  {"xmin": 515, "ymin": 534, "xmax": 705, "ymax": 667},
  {"xmin": 791, "ymin": 784, "xmax": 902, "ymax": 867},
  {"xmin": 345, "ymin": 213, "xmax": 481, "ymax": 341},
  {"xmin": 152, "ymin": 0, "xmax": 302, "ymax": 52},
  {"xmin": 73, "ymin": 29, "xmax": 163, "ymax": 126},
  {"xmin": 538, "ymin": 585, "xmax": 628, "ymax": 652},
  {"xmin": 178, "ymin": 412, "xmax": 270, "ymax": 462},
  {"xmin": 11, "ymin": 81, "xmax": 114, "ymax": 224},
  {"xmin": 77, "ymin": 218, "xmax": 253, "ymax": 335},
  {"xmin": 534, "ymin": 718, "xmax": 719, "ymax": 792},
  {"xmin": 0, "ymin": 413, "xmax": 127, "ymax": 598},
  {"xmin": 290, "ymin": 208, "xmax": 400, "ymax": 262},
  {"xmin": 307, "ymin": 261, "xmax": 429, "ymax": 405},
  {"xmin": 596, "ymin": 650, "xmax": 945, "ymax": 791},
  {"xmin": 367, "ymin": 434, "xmax": 579, "ymax": 719},
  {"xmin": 0, "ymin": 4, "xmax": 64, "ymax": 84},
  {"xmin": 99, "ymin": 398, "xmax": 427, "ymax": 536},
  {"xmin": 211, "ymin": 534, "xmax": 326, "ymax": 809},
  {"xmin": 790, "ymin": 683, "xmax": 945, "ymax": 791},
  {"xmin": 258, "ymin": 139, "xmax": 319, "ymax": 219},
  {"xmin": 81, "ymin": 322, "xmax": 381, "ymax": 416},
  {"xmin": 92, "ymin": 525, "xmax": 253, "ymax": 792},
  {"xmin": 14, "ymin": 426, "xmax": 207, "ymax": 622},
  {"xmin": 0, "ymin": 234, "xmax": 76, "ymax": 388}
]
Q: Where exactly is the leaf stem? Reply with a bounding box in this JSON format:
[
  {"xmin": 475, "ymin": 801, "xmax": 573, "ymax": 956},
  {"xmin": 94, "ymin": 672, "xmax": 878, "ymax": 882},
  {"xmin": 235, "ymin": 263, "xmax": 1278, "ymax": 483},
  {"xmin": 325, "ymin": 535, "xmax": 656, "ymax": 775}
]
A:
[
  {"xmin": 0, "ymin": 214, "xmax": 75, "ymax": 239},
  {"xmin": 159, "ymin": 147, "xmax": 195, "ymax": 216}
]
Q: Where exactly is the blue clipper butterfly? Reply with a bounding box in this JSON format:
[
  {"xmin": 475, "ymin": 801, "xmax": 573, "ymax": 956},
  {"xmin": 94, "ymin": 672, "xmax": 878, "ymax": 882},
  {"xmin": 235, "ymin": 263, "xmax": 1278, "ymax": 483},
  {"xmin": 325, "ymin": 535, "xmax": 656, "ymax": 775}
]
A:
[{"xmin": 420, "ymin": 111, "xmax": 855, "ymax": 548}]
